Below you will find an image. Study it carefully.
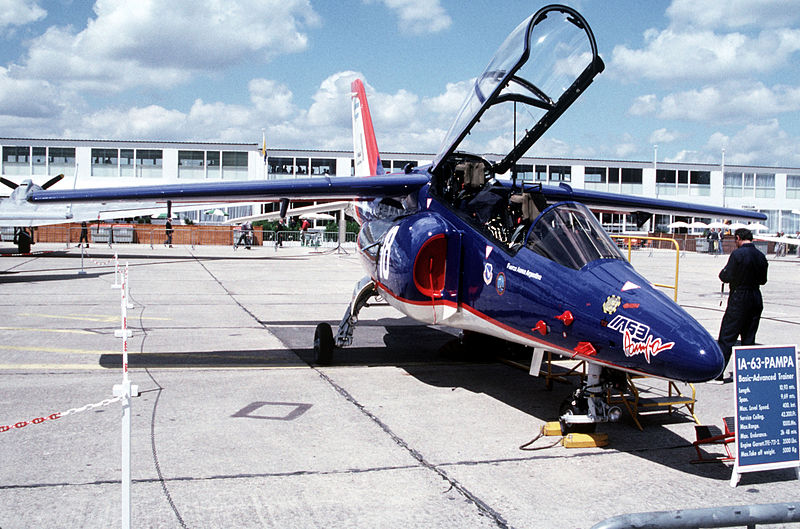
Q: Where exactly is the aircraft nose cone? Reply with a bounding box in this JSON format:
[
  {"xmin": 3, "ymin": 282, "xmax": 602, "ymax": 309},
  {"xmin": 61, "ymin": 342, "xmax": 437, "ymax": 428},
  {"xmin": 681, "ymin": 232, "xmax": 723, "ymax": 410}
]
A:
[
  {"xmin": 675, "ymin": 330, "xmax": 724, "ymax": 382},
  {"xmin": 590, "ymin": 261, "xmax": 724, "ymax": 382},
  {"xmin": 629, "ymin": 292, "xmax": 724, "ymax": 382}
]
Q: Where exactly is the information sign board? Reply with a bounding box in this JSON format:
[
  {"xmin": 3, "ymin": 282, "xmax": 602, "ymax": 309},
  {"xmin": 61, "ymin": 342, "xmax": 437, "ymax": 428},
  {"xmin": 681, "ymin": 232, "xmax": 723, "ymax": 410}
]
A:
[{"xmin": 731, "ymin": 344, "xmax": 800, "ymax": 487}]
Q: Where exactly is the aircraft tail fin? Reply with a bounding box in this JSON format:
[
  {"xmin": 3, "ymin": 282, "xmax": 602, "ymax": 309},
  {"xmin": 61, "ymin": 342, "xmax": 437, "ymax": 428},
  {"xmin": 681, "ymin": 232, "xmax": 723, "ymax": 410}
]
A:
[{"xmin": 351, "ymin": 79, "xmax": 385, "ymax": 176}]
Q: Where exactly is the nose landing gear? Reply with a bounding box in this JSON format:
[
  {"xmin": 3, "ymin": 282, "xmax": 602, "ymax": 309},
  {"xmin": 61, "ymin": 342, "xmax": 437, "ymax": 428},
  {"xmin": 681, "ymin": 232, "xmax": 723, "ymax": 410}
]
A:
[
  {"xmin": 559, "ymin": 364, "xmax": 623, "ymax": 434},
  {"xmin": 313, "ymin": 277, "xmax": 378, "ymax": 365}
]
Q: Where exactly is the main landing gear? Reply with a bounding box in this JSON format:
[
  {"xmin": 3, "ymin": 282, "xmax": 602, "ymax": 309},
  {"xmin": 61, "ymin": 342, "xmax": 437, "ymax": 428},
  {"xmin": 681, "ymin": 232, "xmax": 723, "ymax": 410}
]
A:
[
  {"xmin": 558, "ymin": 363, "xmax": 624, "ymax": 434},
  {"xmin": 313, "ymin": 277, "xmax": 378, "ymax": 365}
]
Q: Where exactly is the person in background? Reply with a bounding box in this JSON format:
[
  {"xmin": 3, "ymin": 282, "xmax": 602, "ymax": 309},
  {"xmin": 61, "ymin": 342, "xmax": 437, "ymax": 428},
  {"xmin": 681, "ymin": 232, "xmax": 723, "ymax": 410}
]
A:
[
  {"xmin": 713, "ymin": 228, "xmax": 768, "ymax": 383},
  {"xmin": 300, "ymin": 218, "xmax": 310, "ymax": 246},
  {"xmin": 78, "ymin": 221, "xmax": 89, "ymax": 248},
  {"xmin": 165, "ymin": 218, "xmax": 174, "ymax": 248}
]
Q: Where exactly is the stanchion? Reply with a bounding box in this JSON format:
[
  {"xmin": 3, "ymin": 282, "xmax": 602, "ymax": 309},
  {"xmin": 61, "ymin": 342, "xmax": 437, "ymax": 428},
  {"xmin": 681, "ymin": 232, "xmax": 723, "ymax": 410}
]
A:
[
  {"xmin": 78, "ymin": 245, "xmax": 87, "ymax": 275},
  {"xmin": 124, "ymin": 264, "xmax": 133, "ymax": 309},
  {"xmin": 112, "ymin": 263, "xmax": 138, "ymax": 529},
  {"xmin": 111, "ymin": 253, "xmax": 121, "ymax": 289},
  {"xmin": 114, "ymin": 264, "xmax": 132, "ymax": 338}
]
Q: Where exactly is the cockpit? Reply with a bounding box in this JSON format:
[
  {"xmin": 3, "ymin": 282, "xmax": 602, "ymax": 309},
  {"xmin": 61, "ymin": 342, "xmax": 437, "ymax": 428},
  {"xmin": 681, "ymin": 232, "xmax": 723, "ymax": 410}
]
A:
[{"xmin": 525, "ymin": 202, "xmax": 625, "ymax": 270}]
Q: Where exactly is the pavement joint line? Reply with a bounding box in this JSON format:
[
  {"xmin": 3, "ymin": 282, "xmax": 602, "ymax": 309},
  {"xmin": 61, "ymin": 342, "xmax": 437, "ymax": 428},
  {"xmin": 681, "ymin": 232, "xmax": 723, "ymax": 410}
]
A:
[
  {"xmin": 0, "ymin": 464, "xmax": 425, "ymax": 491},
  {"xmin": 314, "ymin": 367, "xmax": 514, "ymax": 529},
  {"xmin": 185, "ymin": 247, "xmax": 516, "ymax": 528}
]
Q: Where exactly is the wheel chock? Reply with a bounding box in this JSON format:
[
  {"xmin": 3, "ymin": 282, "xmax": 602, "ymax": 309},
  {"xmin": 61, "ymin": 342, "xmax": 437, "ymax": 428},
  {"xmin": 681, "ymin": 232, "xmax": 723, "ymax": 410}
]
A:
[
  {"xmin": 562, "ymin": 432, "xmax": 609, "ymax": 448},
  {"xmin": 543, "ymin": 421, "xmax": 563, "ymax": 436}
]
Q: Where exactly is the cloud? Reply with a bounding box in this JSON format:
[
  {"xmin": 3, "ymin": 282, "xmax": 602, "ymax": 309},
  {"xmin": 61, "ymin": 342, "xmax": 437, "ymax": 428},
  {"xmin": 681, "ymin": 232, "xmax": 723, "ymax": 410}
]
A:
[
  {"xmin": 666, "ymin": 0, "xmax": 800, "ymax": 30},
  {"xmin": 0, "ymin": 66, "xmax": 63, "ymax": 118},
  {"xmin": 424, "ymin": 80, "xmax": 472, "ymax": 116},
  {"xmin": 662, "ymin": 120, "xmax": 800, "ymax": 166},
  {"xmin": 707, "ymin": 119, "xmax": 800, "ymax": 166},
  {"xmin": 611, "ymin": 28, "xmax": 800, "ymax": 83},
  {"xmin": 15, "ymin": 0, "xmax": 320, "ymax": 92},
  {"xmin": 0, "ymin": 0, "xmax": 46, "ymax": 30},
  {"xmin": 369, "ymin": 0, "xmax": 451, "ymax": 33},
  {"xmin": 649, "ymin": 128, "xmax": 682, "ymax": 145},
  {"xmin": 629, "ymin": 81, "xmax": 800, "ymax": 123}
]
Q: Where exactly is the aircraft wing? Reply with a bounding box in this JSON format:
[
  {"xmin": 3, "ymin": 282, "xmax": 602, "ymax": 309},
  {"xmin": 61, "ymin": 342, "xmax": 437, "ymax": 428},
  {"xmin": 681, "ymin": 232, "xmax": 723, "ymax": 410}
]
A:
[
  {"xmin": 224, "ymin": 201, "xmax": 350, "ymax": 225},
  {"xmin": 28, "ymin": 175, "xmax": 430, "ymax": 205},
  {"xmin": 536, "ymin": 183, "xmax": 767, "ymax": 222},
  {"xmin": 754, "ymin": 234, "xmax": 798, "ymax": 245}
]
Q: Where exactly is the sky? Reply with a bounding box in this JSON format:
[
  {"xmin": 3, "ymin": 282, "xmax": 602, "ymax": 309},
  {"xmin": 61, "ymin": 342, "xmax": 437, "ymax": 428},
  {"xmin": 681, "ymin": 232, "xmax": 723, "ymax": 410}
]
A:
[{"xmin": 1, "ymin": 0, "xmax": 799, "ymax": 167}]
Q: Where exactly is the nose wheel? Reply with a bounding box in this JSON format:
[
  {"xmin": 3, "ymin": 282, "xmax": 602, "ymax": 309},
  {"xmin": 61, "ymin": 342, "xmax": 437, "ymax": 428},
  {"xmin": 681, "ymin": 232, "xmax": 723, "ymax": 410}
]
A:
[
  {"xmin": 558, "ymin": 364, "xmax": 622, "ymax": 433},
  {"xmin": 314, "ymin": 323, "xmax": 334, "ymax": 365},
  {"xmin": 559, "ymin": 392, "xmax": 597, "ymax": 434}
]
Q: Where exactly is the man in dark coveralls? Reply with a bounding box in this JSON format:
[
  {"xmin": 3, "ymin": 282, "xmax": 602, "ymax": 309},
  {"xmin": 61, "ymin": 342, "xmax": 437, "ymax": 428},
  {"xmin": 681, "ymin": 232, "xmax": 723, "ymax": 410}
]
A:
[{"xmin": 714, "ymin": 227, "xmax": 768, "ymax": 383}]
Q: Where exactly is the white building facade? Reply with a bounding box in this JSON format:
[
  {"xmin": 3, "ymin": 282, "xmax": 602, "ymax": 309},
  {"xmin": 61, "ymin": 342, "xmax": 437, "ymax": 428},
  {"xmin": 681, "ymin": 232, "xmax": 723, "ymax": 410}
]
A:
[{"xmin": 2, "ymin": 138, "xmax": 799, "ymax": 232}]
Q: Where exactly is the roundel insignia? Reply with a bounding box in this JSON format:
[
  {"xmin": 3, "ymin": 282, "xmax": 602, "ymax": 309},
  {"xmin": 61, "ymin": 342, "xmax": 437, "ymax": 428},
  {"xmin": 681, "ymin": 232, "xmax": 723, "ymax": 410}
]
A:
[
  {"xmin": 496, "ymin": 272, "xmax": 506, "ymax": 295},
  {"xmin": 483, "ymin": 262, "xmax": 493, "ymax": 285},
  {"xmin": 603, "ymin": 295, "xmax": 621, "ymax": 314}
]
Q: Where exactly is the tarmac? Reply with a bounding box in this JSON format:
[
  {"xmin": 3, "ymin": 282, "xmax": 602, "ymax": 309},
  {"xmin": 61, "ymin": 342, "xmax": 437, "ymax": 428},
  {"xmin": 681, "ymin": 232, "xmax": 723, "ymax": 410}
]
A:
[{"xmin": 1, "ymin": 240, "xmax": 799, "ymax": 529}]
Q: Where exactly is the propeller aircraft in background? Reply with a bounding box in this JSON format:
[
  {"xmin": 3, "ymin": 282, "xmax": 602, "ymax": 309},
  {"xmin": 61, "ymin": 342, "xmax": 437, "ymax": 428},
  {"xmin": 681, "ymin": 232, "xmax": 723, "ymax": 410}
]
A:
[{"xmin": 29, "ymin": 5, "xmax": 768, "ymax": 431}]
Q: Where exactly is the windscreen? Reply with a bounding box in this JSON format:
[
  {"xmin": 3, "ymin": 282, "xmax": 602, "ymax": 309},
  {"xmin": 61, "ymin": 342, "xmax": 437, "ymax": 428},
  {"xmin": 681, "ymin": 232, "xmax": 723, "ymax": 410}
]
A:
[
  {"xmin": 431, "ymin": 6, "xmax": 602, "ymax": 173},
  {"xmin": 525, "ymin": 202, "xmax": 625, "ymax": 270}
]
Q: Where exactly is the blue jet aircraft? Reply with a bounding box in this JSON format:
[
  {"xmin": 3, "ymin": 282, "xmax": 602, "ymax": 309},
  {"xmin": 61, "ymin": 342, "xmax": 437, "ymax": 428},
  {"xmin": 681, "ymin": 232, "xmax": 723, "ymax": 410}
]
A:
[{"xmin": 30, "ymin": 5, "xmax": 768, "ymax": 431}]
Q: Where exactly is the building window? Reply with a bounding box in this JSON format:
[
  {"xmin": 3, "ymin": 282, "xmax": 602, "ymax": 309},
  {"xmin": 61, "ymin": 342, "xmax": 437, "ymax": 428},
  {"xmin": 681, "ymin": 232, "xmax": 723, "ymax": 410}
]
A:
[
  {"xmin": 3, "ymin": 146, "xmax": 29, "ymax": 176},
  {"xmin": 295, "ymin": 157, "xmax": 309, "ymax": 176},
  {"xmin": 787, "ymin": 175, "xmax": 800, "ymax": 199},
  {"xmin": 120, "ymin": 149, "xmax": 134, "ymax": 177},
  {"xmin": 48, "ymin": 147, "xmax": 76, "ymax": 175},
  {"xmin": 136, "ymin": 150, "xmax": 162, "ymax": 178},
  {"xmin": 221, "ymin": 151, "xmax": 248, "ymax": 179},
  {"xmin": 690, "ymin": 171, "xmax": 710, "ymax": 196},
  {"xmin": 311, "ymin": 158, "xmax": 336, "ymax": 175},
  {"xmin": 92, "ymin": 148, "xmax": 119, "ymax": 177},
  {"xmin": 32, "ymin": 147, "xmax": 46, "ymax": 175},
  {"xmin": 178, "ymin": 150, "xmax": 205, "ymax": 179},
  {"xmin": 535, "ymin": 165, "xmax": 547, "ymax": 181},
  {"xmin": 724, "ymin": 172, "xmax": 743, "ymax": 197},
  {"xmin": 755, "ymin": 173, "xmax": 775, "ymax": 198},
  {"xmin": 392, "ymin": 160, "xmax": 416, "ymax": 172},
  {"xmin": 549, "ymin": 165, "xmax": 571, "ymax": 182},
  {"xmin": 514, "ymin": 164, "xmax": 534, "ymax": 181},
  {"xmin": 621, "ymin": 168, "xmax": 642, "ymax": 194},
  {"xmin": 584, "ymin": 167, "xmax": 605, "ymax": 183},
  {"xmin": 779, "ymin": 209, "xmax": 800, "ymax": 233},
  {"xmin": 269, "ymin": 156, "xmax": 293, "ymax": 178}
]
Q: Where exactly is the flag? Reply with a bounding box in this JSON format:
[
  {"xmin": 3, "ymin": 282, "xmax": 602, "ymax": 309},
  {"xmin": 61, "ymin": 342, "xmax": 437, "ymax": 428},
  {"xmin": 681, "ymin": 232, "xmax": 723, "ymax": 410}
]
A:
[{"xmin": 261, "ymin": 130, "xmax": 267, "ymax": 164}]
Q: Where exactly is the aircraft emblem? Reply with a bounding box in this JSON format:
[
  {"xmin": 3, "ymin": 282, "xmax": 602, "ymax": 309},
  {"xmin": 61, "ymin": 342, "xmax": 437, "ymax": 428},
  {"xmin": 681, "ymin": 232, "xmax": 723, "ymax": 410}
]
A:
[
  {"xmin": 602, "ymin": 295, "xmax": 621, "ymax": 314},
  {"xmin": 496, "ymin": 272, "xmax": 506, "ymax": 295}
]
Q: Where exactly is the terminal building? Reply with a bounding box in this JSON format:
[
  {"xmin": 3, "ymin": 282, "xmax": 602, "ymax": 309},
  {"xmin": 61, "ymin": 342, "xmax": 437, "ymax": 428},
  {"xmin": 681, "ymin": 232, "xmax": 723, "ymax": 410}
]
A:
[{"xmin": 2, "ymin": 137, "xmax": 799, "ymax": 234}]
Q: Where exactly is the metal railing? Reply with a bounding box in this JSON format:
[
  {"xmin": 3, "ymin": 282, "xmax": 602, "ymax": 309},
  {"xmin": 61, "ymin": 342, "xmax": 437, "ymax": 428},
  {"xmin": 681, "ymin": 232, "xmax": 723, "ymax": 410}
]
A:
[
  {"xmin": 591, "ymin": 501, "xmax": 800, "ymax": 529},
  {"xmin": 611, "ymin": 235, "xmax": 680, "ymax": 301},
  {"xmin": 14, "ymin": 224, "xmax": 358, "ymax": 249}
]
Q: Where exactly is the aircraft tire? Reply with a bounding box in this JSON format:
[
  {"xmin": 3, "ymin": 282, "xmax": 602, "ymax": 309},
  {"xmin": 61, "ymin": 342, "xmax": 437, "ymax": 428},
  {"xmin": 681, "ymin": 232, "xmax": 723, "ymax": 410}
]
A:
[
  {"xmin": 314, "ymin": 322, "xmax": 334, "ymax": 365},
  {"xmin": 558, "ymin": 396, "xmax": 597, "ymax": 434}
]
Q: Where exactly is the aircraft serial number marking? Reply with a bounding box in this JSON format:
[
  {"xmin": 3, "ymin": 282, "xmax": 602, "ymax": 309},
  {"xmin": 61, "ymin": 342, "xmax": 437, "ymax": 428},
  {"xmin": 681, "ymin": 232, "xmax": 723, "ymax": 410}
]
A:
[{"xmin": 379, "ymin": 225, "xmax": 400, "ymax": 281}]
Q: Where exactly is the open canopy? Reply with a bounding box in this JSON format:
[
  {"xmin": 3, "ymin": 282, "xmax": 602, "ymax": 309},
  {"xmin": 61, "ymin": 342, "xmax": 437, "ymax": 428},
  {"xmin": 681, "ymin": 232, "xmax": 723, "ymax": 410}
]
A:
[{"xmin": 431, "ymin": 5, "xmax": 604, "ymax": 175}]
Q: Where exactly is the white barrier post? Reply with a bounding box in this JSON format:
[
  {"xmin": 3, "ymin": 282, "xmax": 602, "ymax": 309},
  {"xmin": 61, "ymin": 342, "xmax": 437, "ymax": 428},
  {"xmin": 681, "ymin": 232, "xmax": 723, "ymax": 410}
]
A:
[
  {"xmin": 124, "ymin": 264, "xmax": 133, "ymax": 309},
  {"xmin": 78, "ymin": 245, "xmax": 87, "ymax": 275},
  {"xmin": 112, "ymin": 253, "xmax": 121, "ymax": 289},
  {"xmin": 113, "ymin": 264, "xmax": 138, "ymax": 529}
]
